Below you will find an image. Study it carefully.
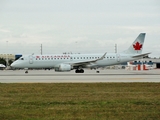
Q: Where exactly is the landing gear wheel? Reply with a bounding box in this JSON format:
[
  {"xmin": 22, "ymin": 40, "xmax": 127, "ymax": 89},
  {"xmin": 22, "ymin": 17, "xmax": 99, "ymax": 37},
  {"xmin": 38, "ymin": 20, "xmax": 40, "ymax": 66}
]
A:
[
  {"xmin": 80, "ymin": 69, "xmax": 84, "ymax": 73},
  {"xmin": 25, "ymin": 71, "xmax": 28, "ymax": 73},
  {"xmin": 75, "ymin": 69, "xmax": 79, "ymax": 73},
  {"xmin": 75, "ymin": 69, "xmax": 84, "ymax": 73}
]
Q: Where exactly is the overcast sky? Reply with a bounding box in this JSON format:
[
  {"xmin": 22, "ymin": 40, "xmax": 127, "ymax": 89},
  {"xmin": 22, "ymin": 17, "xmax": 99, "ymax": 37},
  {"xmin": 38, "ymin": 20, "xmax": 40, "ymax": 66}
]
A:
[{"xmin": 0, "ymin": 0, "xmax": 160, "ymax": 57}]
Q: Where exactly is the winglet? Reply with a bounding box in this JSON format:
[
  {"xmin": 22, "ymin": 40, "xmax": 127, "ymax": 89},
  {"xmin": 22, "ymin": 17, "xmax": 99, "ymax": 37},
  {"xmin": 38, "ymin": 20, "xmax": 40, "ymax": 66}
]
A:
[{"xmin": 96, "ymin": 52, "xmax": 107, "ymax": 61}]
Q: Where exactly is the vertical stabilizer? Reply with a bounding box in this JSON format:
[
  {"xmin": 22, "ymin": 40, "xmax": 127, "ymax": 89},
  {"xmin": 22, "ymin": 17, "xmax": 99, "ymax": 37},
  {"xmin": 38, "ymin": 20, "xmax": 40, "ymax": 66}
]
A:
[{"xmin": 123, "ymin": 33, "xmax": 146, "ymax": 54}]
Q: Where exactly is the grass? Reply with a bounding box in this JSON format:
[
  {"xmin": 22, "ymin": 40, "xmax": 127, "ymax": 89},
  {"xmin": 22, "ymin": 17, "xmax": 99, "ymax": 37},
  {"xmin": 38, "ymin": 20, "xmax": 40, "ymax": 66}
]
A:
[{"xmin": 0, "ymin": 83, "xmax": 160, "ymax": 120}]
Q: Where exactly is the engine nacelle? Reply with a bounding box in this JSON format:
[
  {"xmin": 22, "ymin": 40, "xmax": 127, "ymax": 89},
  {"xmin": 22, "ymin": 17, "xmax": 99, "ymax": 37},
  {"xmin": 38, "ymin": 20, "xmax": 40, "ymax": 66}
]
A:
[{"xmin": 55, "ymin": 64, "xmax": 72, "ymax": 72}]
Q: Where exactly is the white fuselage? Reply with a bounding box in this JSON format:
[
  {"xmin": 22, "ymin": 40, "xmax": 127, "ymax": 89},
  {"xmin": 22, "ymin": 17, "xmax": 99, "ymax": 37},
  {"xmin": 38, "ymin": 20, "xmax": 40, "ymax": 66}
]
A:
[{"xmin": 11, "ymin": 53, "xmax": 141, "ymax": 69}]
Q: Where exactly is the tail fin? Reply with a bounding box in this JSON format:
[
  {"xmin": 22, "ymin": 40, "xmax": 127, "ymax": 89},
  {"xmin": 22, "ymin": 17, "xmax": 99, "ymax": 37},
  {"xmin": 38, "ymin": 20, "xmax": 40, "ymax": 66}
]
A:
[{"xmin": 123, "ymin": 33, "xmax": 146, "ymax": 54}]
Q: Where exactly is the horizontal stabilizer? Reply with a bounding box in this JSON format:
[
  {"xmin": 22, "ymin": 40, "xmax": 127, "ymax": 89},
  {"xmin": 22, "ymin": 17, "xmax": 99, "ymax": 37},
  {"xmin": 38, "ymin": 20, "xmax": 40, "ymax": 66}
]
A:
[{"xmin": 132, "ymin": 52, "xmax": 151, "ymax": 58}]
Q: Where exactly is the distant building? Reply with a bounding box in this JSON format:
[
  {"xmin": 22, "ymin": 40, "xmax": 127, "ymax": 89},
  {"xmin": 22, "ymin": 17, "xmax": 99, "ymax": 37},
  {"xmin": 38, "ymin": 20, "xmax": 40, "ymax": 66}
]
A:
[
  {"xmin": 141, "ymin": 58, "xmax": 160, "ymax": 69},
  {"xmin": 121, "ymin": 58, "xmax": 160, "ymax": 69},
  {"xmin": 0, "ymin": 54, "xmax": 22, "ymax": 60}
]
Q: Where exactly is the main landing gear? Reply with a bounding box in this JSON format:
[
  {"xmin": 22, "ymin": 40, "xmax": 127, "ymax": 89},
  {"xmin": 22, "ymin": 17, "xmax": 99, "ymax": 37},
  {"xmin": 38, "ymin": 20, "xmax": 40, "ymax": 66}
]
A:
[
  {"xmin": 75, "ymin": 69, "xmax": 84, "ymax": 73},
  {"xmin": 24, "ymin": 68, "xmax": 29, "ymax": 73}
]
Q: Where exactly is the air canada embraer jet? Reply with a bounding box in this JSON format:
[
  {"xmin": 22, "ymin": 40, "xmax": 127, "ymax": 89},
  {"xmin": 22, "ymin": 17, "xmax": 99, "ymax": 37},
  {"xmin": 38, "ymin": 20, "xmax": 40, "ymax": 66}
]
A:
[{"xmin": 11, "ymin": 33, "xmax": 150, "ymax": 73}]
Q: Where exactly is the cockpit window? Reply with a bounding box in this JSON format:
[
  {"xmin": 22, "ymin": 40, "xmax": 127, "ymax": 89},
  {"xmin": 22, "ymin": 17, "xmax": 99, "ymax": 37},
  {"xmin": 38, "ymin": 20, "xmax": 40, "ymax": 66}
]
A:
[{"xmin": 19, "ymin": 58, "xmax": 24, "ymax": 60}]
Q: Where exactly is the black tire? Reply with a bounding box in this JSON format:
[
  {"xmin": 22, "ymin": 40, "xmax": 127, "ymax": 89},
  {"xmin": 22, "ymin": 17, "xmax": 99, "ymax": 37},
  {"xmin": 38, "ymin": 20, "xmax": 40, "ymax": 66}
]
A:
[
  {"xmin": 75, "ymin": 69, "xmax": 78, "ymax": 73},
  {"xmin": 80, "ymin": 69, "xmax": 84, "ymax": 73},
  {"xmin": 75, "ymin": 69, "xmax": 84, "ymax": 73}
]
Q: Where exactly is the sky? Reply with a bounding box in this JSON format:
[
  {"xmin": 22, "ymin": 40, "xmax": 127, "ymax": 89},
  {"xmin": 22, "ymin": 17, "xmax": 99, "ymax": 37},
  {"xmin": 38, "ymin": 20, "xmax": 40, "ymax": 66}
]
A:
[{"xmin": 0, "ymin": 0, "xmax": 160, "ymax": 58}]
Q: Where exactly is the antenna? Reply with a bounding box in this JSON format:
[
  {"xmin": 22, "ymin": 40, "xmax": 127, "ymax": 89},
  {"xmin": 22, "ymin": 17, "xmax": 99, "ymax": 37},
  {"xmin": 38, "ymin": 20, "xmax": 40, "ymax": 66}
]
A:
[
  {"xmin": 115, "ymin": 44, "xmax": 117, "ymax": 53},
  {"xmin": 6, "ymin": 41, "xmax": 8, "ymax": 67},
  {"xmin": 41, "ymin": 44, "xmax": 43, "ymax": 55}
]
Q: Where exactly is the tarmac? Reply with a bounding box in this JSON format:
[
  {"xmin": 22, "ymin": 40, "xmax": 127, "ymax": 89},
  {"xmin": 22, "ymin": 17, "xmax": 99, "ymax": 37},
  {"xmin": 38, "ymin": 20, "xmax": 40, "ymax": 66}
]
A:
[{"xmin": 0, "ymin": 69, "xmax": 160, "ymax": 83}]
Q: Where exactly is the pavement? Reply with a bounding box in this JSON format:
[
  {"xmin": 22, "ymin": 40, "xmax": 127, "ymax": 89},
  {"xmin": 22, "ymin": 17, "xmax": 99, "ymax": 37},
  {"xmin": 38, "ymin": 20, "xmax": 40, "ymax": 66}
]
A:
[{"xmin": 0, "ymin": 69, "xmax": 160, "ymax": 83}]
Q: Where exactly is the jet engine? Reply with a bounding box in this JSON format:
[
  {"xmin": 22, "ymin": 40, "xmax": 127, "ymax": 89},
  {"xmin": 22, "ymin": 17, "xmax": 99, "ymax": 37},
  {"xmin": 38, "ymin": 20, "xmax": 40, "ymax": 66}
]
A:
[{"xmin": 55, "ymin": 64, "xmax": 72, "ymax": 72}]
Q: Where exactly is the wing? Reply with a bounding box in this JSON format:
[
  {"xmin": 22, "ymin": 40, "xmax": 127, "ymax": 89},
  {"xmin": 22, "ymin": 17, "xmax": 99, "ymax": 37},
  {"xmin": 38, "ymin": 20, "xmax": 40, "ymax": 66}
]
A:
[{"xmin": 65, "ymin": 52, "xmax": 107, "ymax": 67}]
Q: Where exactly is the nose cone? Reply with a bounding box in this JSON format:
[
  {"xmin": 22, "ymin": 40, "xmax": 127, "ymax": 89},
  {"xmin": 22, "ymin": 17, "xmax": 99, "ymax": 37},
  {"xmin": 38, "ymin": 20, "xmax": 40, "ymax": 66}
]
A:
[
  {"xmin": 10, "ymin": 62, "xmax": 15, "ymax": 68},
  {"xmin": 11, "ymin": 60, "xmax": 27, "ymax": 68},
  {"xmin": 11, "ymin": 62, "xmax": 18, "ymax": 68}
]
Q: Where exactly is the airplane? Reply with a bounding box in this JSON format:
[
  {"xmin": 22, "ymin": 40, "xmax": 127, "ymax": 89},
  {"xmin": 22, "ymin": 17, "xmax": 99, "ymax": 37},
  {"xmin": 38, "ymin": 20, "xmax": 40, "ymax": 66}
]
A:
[
  {"xmin": 11, "ymin": 33, "xmax": 150, "ymax": 73},
  {"xmin": 0, "ymin": 64, "xmax": 5, "ymax": 68},
  {"xmin": 0, "ymin": 64, "xmax": 6, "ymax": 70}
]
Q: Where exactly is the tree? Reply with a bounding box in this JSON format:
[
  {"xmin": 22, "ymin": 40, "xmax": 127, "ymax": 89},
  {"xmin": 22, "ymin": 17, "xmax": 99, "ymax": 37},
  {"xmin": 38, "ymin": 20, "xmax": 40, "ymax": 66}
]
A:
[
  {"xmin": 0, "ymin": 58, "xmax": 14, "ymax": 66},
  {"xmin": 0, "ymin": 58, "xmax": 6, "ymax": 66},
  {"xmin": 8, "ymin": 59, "xmax": 14, "ymax": 66}
]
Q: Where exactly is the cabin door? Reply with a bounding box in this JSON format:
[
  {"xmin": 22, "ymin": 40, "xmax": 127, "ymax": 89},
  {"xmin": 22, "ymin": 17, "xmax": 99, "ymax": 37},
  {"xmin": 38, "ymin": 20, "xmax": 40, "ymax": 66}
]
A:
[
  {"xmin": 29, "ymin": 55, "xmax": 34, "ymax": 64},
  {"xmin": 116, "ymin": 54, "xmax": 121, "ymax": 62}
]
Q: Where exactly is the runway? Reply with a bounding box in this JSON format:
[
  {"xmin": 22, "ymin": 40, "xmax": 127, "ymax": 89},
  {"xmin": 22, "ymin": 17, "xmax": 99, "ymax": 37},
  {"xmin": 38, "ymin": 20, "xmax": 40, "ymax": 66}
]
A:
[{"xmin": 0, "ymin": 69, "xmax": 160, "ymax": 83}]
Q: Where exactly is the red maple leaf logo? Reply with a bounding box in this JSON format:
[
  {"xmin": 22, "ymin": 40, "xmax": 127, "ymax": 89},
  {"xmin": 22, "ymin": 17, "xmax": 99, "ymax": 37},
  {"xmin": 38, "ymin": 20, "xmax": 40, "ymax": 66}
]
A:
[{"xmin": 133, "ymin": 42, "xmax": 142, "ymax": 50}]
